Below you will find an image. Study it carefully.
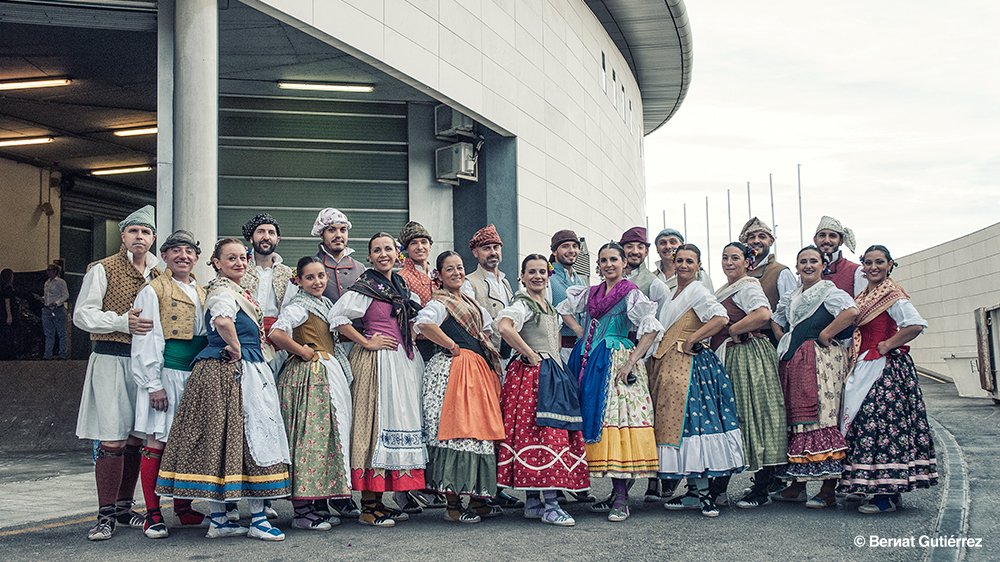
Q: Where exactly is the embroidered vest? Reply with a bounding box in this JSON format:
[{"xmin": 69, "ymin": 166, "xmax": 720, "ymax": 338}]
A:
[
  {"xmin": 519, "ymin": 313, "xmax": 561, "ymax": 358},
  {"xmin": 292, "ymin": 312, "xmax": 337, "ymax": 360},
  {"xmin": 748, "ymin": 254, "xmax": 788, "ymax": 311},
  {"xmin": 241, "ymin": 260, "xmax": 293, "ymax": 313},
  {"xmin": 709, "ymin": 294, "xmax": 764, "ymax": 350},
  {"xmin": 628, "ymin": 264, "xmax": 657, "ymax": 297},
  {"xmin": 148, "ymin": 271, "xmax": 206, "ymax": 340},
  {"xmin": 88, "ymin": 245, "xmax": 161, "ymax": 344},
  {"xmin": 823, "ymin": 256, "xmax": 860, "ymax": 296}
]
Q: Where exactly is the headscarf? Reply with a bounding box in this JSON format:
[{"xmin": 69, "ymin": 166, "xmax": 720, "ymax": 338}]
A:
[
  {"xmin": 158, "ymin": 229, "xmax": 201, "ymax": 254},
  {"xmin": 739, "ymin": 217, "xmax": 772, "ymax": 244},
  {"xmin": 550, "ymin": 229, "xmax": 580, "ymax": 252},
  {"xmin": 618, "ymin": 226, "xmax": 647, "ymax": 246},
  {"xmin": 815, "ymin": 216, "xmax": 856, "ymax": 253},
  {"xmin": 311, "ymin": 208, "xmax": 352, "ymax": 236},
  {"xmin": 242, "ymin": 213, "xmax": 280, "ymax": 241},
  {"xmin": 469, "ymin": 224, "xmax": 503, "ymax": 250},
  {"xmin": 399, "ymin": 221, "xmax": 433, "ymax": 247},
  {"xmin": 348, "ymin": 269, "xmax": 421, "ymax": 358},
  {"xmin": 119, "ymin": 205, "xmax": 156, "ymax": 234}
]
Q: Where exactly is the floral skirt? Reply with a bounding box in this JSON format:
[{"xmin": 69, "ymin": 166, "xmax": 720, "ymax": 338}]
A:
[
  {"xmin": 839, "ymin": 353, "xmax": 938, "ymax": 494},
  {"xmin": 497, "ymin": 358, "xmax": 590, "ymax": 491}
]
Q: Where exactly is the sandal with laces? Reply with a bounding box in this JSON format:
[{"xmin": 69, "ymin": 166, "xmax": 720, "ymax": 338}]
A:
[
  {"xmin": 115, "ymin": 500, "xmax": 145, "ymax": 528},
  {"xmin": 664, "ymin": 484, "xmax": 701, "ymax": 511},
  {"xmin": 541, "ymin": 504, "xmax": 575, "ymax": 526},
  {"xmin": 144, "ymin": 508, "xmax": 169, "ymax": 539},
  {"xmin": 736, "ymin": 492, "xmax": 772, "ymax": 509},
  {"xmin": 589, "ymin": 497, "xmax": 613, "ymax": 513},
  {"xmin": 292, "ymin": 504, "xmax": 334, "ymax": 531},
  {"xmin": 205, "ymin": 512, "xmax": 249, "ymax": 539},
  {"xmin": 331, "ymin": 497, "xmax": 361, "ymax": 519},
  {"xmin": 248, "ymin": 512, "xmax": 285, "ymax": 541},
  {"xmin": 608, "ymin": 494, "xmax": 629, "ymax": 522},
  {"xmin": 700, "ymin": 494, "xmax": 720, "ymax": 518},
  {"xmin": 858, "ymin": 494, "xmax": 899, "ymax": 514},
  {"xmin": 87, "ymin": 506, "xmax": 117, "ymax": 541},
  {"xmin": 523, "ymin": 496, "xmax": 544, "ymax": 519},
  {"xmin": 805, "ymin": 490, "xmax": 838, "ymax": 509},
  {"xmin": 443, "ymin": 508, "xmax": 481, "ymax": 523},
  {"xmin": 469, "ymin": 498, "xmax": 503, "ymax": 519},
  {"xmin": 359, "ymin": 499, "xmax": 395, "ymax": 527}
]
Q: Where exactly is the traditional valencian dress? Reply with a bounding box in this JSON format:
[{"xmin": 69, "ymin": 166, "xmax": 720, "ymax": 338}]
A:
[
  {"xmin": 415, "ymin": 289, "xmax": 505, "ymax": 497},
  {"xmin": 156, "ymin": 277, "xmax": 291, "ymax": 500},
  {"xmin": 838, "ymin": 279, "xmax": 938, "ymax": 494},
  {"xmin": 557, "ymin": 280, "xmax": 662, "ymax": 478},
  {"xmin": 496, "ymin": 292, "xmax": 590, "ymax": 493},
  {"xmin": 772, "ymin": 280, "xmax": 856, "ymax": 481},
  {"xmin": 710, "ymin": 276, "xmax": 787, "ymax": 472},
  {"xmin": 647, "ymin": 281, "xmax": 744, "ymax": 479},
  {"xmin": 329, "ymin": 270, "xmax": 428, "ymax": 493},
  {"xmin": 272, "ymin": 291, "xmax": 353, "ymax": 501}
]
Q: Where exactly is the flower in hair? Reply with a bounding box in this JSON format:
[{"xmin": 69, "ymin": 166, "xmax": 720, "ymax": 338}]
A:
[{"xmin": 547, "ymin": 261, "xmax": 555, "ymax": 277}]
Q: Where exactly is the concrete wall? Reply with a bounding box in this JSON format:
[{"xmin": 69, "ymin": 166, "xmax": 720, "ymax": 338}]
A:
[
  {"xmin": 0, "ymin": 157, "xmax": 60, "ymax": 271},
  {"xmin": 893, "ymin": 221, "xmax": 1000, "ymax": 378},
  {"xmin": 248, "ymin": 0, "xmax": 647, "ymax": 267}
]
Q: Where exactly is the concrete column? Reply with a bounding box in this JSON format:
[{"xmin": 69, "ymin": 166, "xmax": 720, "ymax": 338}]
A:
[
  {"xmin": 173, "ymin": 0, "xmax": 218, "ymax": 281},
  {"xmin": 156, "ymin": 0, "xmax": 174, "ymax": 240}
]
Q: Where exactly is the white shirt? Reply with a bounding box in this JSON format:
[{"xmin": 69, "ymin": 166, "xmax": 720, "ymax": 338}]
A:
[
  {"xmin": 74, "ymin": 250, "xmax": 159, "ymax": 334},
  {"xmin": 131, "ymin": 278, "xmax": 206, "ymax": 392},
  {"xmin": 461, "ymin": 269, "xmax": 511, "ymax": 307},
  {"xmin": 43, "ymin": 277, "xmax": 69, "ymax": 307},
  {"xmin": 251, "ymin": 253, "xmax": 297, "ymax": 317},
  {"xmin": 829, "ymin": 250, "xmax": 868, "ymax": 297}
]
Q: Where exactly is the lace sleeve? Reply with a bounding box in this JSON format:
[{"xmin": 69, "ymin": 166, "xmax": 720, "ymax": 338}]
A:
[{"xmin": 626, "ymin": 290, "xmax": 665, "ymax": 338}]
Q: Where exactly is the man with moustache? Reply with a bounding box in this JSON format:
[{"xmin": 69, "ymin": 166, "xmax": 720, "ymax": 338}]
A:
[
  {"xmin": 241, "ymin": 213, "xmax": 297, "ymax": 374},
  {"xmin": 131, "ymin": 230, "xmax": 210, "ymax": 538},
  {"xmin": 619, "ymin": 226, "xmax": 669, "ymax": 315},
  {"xmin": 652, "ymin": 228, "xmax": 714, "ymax": 292},
  {"xmin": 312, "ymin": 207, "xmax": 366, "ymax": 304},
  {"xmin": 75, "ymin": 205, "xmax": 161, "ymax": 541},
  {"xmin": 814, "ymin": 216, "xmax": 865, "ymax": 297},
  {"xmin": 739, "ymin": 217, "xmax": 797, "ymax": 314},
  {"xmin": 462, "ymin": 224, "xmax": 514, "ymax": 355},
  {"xmin": 547, "ymin": 230, "xmax": 586, "ymax": 364}
]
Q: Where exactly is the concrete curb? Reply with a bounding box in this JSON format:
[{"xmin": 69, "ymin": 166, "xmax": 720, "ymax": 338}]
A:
[{"xmin": 926, "ymin": 416, "xmax": 969, "ymax": 562}]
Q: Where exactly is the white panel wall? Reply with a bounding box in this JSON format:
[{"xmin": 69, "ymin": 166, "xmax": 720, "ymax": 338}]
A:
[
  {"xmin": 892, "ymin": 222, "xmax": 1000, "ymax": 377},
  {"xmin": 248, "ymin": 0, "xmax": 646, "ymax": 265}
]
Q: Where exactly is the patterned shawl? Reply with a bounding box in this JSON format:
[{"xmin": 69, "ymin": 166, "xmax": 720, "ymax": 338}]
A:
[
  {"xmin": 288, "ymin": 290, "xmax": 333, "ymax": 322},
  {"xmin": 850, "ymin": 279, "xmax": 909, "ymax": 368},
  {"xmin": 206, "ymin": 275, "xmax": 264, "ymax": 345},
  {"xmin": 433, "ymin": 288, "xmax": 501, "ymax": 374},
  {"xmin": 348, "ymin": 269, "xmax": 421, "ymax": 354}
]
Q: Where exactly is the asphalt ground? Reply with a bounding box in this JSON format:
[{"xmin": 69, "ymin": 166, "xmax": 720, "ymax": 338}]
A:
[{"xmin": 1, "ymin": 374, "xmax": 994, "ymax": 562}]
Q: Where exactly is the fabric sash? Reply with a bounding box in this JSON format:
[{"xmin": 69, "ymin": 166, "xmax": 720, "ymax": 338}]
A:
[
  {"xmin": 162, "ymin": 336, "xmax": 207, "ymax": 371},
  {"xmin": 776, "ymin": 281, "xmax": 834, "ymax": 359},
  {"xmin": 850, "ymin": 279, "xmax": 908, "ymax": 369},
  {"xmin": 349, "ymin": 269, "xmax": 421, "ymax": 355},
  {"xmin": 434, "ymin": 288, "xmax": 501, "ymax": 374}
]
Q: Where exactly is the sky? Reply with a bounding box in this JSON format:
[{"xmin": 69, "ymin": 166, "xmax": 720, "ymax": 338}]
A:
[{"xmin": 643, "ymin": 0, "xmax": 999, "ymax": 279}]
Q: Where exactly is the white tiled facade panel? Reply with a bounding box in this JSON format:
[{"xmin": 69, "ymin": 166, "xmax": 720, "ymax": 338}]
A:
[{"xmin": 250, "ymin": 0, "xmax": 646, "ymax": 267}]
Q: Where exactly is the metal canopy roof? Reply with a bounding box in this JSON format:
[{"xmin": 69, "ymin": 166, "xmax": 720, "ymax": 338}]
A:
[{"xmin": 585, "ymin": 0, "xmax": 692, "ymax": 135}]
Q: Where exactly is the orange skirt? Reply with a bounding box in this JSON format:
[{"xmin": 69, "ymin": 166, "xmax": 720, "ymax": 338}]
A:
[{"xmin": 436, "ymin": 349, "xmax": 504, "ymax": 441}]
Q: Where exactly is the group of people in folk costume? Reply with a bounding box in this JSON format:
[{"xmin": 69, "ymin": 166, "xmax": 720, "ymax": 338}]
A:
[{"xmin": 74, "ymin": 204, "xmax": 936, "ymax": 543}]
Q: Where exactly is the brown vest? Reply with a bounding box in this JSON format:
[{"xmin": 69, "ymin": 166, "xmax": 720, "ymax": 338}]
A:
[
  {"xmin": 88, "ymin": 245, "xmax": 161, "ymax": 344},
  {"xmin": 291, "ymin": 312, "xmax": 337, "ymax": 361},
  {"xmin": 747, "ymin": 254, "xmax": 788, "ymax": 311},
  {"xmin": 241, "ymin": 259, "xmax": 293, "ymax": 313},
  {"xmin": 148, "ymin": 271, "xmax": 206, "ymax": 340}
]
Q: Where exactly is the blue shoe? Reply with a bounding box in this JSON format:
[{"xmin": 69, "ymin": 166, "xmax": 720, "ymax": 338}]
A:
[
  {"xmin": 858, "ymin": 494, "xmax": 899, "ymax": 514},
  {"xmin": 248, "ymin": 513, "xmax": 284, "ymax": 541}
]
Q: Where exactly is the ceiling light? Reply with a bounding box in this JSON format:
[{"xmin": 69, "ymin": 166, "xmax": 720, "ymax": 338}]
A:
[
  {"xmin": 0, "ymin": 77, "xmax": 71, "ymax": 91},
  {"xmin": 0, "ymin": 136, "xmax": 54, "ymax": 147},
  {"xmin": 278, "ymin": 81, "xmax": 374, "ymax": 93},
  {"xmin": 91, "ymin": 165, "xmax": 153, "ymax": 176},
  {"xmin": 114, "ymin": 126, "xmax": 158, "ymax": 137}
]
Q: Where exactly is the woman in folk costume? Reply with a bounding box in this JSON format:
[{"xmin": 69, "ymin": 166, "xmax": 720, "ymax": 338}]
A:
[
  {"xmin": 839, "ymin": 245, "xmax": 937, "ymax": 514},
  {"xmin": 268, "ymin": 256, "xmax": 354, "ymax": 530},
  {"xmin": 328, "ymin": 233, "xmax": 427, "ymax": 528},
  {"xmin": 769, "ymin": 246, "xmax": 858, "ymax": 509},
  {"xmin": 557, "ymin": 242, "xmax": 662, "ymax": 523},
  {"xmin": 414, "ymin": 250, "xmax": 505, "ymax": 524},
  {"xmin": 647, "ymin": 244, "xmax": 744, "ymax": 518},
  {"xmin": 708, "ymin": 242, "xmax": 787, "ymax": 510},
  {"xmin": 495, "ymin": 254, "xmax": 590, "ymax": 527},
  {"xmin": 156, "ymin": 239, "xmax": 291, "ymax": 541}
]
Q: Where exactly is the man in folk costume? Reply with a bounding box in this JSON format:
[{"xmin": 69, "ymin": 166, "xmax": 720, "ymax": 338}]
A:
[
  {"xmin": 312, "ymin": 207, "xmax": 365, "ymax": 304},
  {"xmin": 397, "ymin": 221, "xmax": 437, "ymax": 360},
  {"xmin": 546, "ymin": 229, "xmax": 586, "ymax": 365},
  {"xmin": 240, "ymin": 213, "xmax": 297, "ymax": 374},
  {"xmin": 131, "ymin": 230, "xmax": 210, "ymax": 538},
  {"xmin": 74, "ymin": 205, "xmax": 161, "ymax": 541},
  {"xmin": 652, "ymin": 228, "xmax": 714, "ymax": 292},
  {"xmin": 619, "ymin": 227, "xmax": 669, "ymax": 316},
  {"xmin": 814, "ymin": 215, "xmax": 866, "ymax": 297},
  {"xmin": 459, "ymin": 224, "xmax": 524, "ymax": 509},
  {"xmin": 739, "ymin": 217, "xmax": 798, "ymax": 347}
]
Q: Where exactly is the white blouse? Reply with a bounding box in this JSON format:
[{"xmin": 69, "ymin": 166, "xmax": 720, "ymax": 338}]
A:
[
  {"xmin": 327, "ymin": 290, "xmax": 421, "ymax": 329},
  {"xmin": 731, "ymin": 282, "xmax": 771, "ymax": 315},
  {"xmin": 555, "ymin": 285, "xmax": 664, "ymax": 339},
  {"xmin": 412, "ymin": 300, "xmax": 493, "ymax": 334},
  {"xmin": 495, "ymin": 299, "xmax": 562, "ymax": 333},
  {"xmin": 772, "ymin": 286, "xmax": 856, "ymax": 330}
]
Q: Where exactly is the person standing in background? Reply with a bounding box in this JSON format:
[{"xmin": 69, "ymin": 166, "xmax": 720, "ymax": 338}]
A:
[{"xmin": 36, "ymin": 262, "xmax": 69, "ymax": 360}]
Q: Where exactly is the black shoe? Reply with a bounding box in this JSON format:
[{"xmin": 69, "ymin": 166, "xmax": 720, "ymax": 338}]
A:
[
  {"xmin": 330, "ymin": 497, "xmax": 361, "ymax": 519},
  {"xmin": 491, "ymin": 490, "xmax": 524, "ymax": 508}
]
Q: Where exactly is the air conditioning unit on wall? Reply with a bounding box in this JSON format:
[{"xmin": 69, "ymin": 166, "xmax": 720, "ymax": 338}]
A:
[
  {"xmin": 435, "ymin": 104, "xmax": 474, "ymax": 137},
  {"xmin": 436, "ymin": 142, "xmax": 477, "ymax": 184}
]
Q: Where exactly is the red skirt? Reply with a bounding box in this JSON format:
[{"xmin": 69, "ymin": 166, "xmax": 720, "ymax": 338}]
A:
[
  {"xmin": 496, "ymin": 359, "xmax": 590, "ymax": 491},
  {"xmin": 351, "ymin": 468, "xmax": 425, "ymax": 492}
]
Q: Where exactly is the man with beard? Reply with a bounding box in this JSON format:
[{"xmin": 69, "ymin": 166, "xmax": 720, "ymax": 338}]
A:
[
  {"xmin": 74, "ymin": 205, "xmax": 161, "ymax": 541},
  {"xmin": 814, "ymin": 216, "xmax": 865, "ymax": 297},
  {"xmin": 241, "ymin": 213, "xmax": 297, "ymax": 374},
  {"xmin": 546, "ymin": 229, "xmax": 585, "ymax": 364},
  {"xmin": 652, "ymin": 228, "xmax": 714, "ymax": 292},
  {"xmin": 619, "ymin": 227, "xmax": 669, "ymax": 315},
  {"xmin": 312, "ymin": 208, "xmax": 365, "ymax": 303},
  {"xmin": 739, "ymin": 217, "xmax": 797, "ymax": 313}
]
